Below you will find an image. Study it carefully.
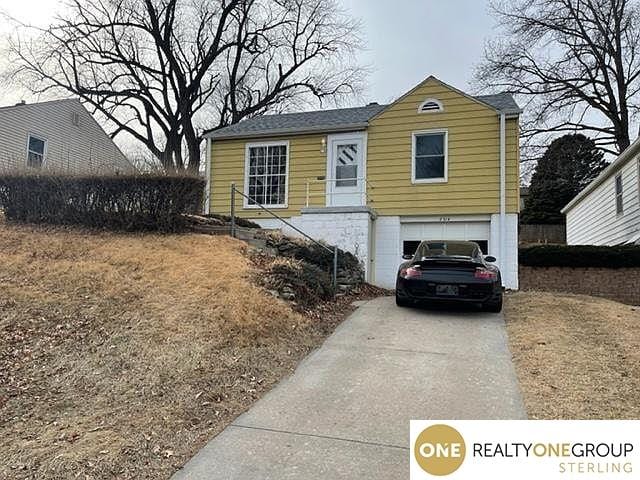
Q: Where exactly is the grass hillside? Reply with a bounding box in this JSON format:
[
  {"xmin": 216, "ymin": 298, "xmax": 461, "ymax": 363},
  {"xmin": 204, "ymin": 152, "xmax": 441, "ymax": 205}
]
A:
[{"xmin": 0, "ymin": 221, "xmax": 352, "ymax": 479}]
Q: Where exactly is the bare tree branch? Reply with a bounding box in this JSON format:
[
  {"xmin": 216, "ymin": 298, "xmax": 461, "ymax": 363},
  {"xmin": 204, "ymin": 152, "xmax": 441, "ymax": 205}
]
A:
[
  {"xmin": 4, "ymin": 0, "xmax": 365, "ymax": 172},
  {"xmin": 476, "ymin": 0, "xmax": 640, "ymax": 160}
]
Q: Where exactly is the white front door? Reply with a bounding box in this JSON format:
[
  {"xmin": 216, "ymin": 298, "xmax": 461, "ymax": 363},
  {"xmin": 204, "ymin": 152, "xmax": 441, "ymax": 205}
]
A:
[{"xmin": 327, "ymin": 133, "xmax": 365, "ymax": 206}]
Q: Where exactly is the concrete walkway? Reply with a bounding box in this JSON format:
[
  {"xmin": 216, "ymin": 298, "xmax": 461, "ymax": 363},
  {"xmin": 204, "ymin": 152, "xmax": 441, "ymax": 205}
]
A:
[{"xmin": 172, "ymin": 296, "xmax": 526, "ymax": 480}]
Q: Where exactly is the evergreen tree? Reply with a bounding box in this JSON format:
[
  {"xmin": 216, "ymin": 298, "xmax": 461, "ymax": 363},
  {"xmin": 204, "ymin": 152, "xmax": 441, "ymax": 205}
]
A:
[{"xmin": 521, "ymin": 134, "xmax": 607, "ymax": 224}]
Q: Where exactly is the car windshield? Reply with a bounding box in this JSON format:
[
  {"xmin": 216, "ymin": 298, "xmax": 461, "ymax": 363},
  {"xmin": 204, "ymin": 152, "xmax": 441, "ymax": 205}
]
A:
[{"xmin": 414, "ymin": 241, "xmax": 481, "ymax": 260}]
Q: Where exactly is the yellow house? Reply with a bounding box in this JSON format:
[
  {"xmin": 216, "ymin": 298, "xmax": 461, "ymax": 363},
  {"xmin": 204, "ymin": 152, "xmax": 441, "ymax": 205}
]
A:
[{"xmin": 204, "ymin": 76, "xmax": 521, "ymax": 289}]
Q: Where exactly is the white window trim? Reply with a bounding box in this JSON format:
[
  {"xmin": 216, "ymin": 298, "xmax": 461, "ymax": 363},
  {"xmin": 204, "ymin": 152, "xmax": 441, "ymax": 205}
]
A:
[
  {"xmin": 615, "ymin": 172, "xmax": 624, "ymax": 215},
  {"xmin": 411, "ymin": 129, "xmax": 448, "ymax": 184},
  {"xmin": 243, "ymin": 140, "xmax": 290, "ymax": 209},
  {"xmin": 417, "ymin": 98, "xmax": 444, "ymax": 114},
  {"xmin": 26, "ymin": 133, "xmax": 48, "ymax": 168}
]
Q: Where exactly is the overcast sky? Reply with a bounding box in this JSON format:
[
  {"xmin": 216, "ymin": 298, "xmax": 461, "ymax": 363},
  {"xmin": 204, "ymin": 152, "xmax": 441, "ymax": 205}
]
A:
[
  {"xmin": 342, "ymin": 0, "xmax": 493, "ymax": 102},
  {"xmin": 0, "ymin": 0, "xmax": 495, "ymax": 105}
]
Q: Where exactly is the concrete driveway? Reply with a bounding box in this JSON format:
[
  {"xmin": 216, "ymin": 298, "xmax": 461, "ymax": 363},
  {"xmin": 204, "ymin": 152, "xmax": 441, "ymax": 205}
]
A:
[{"xmin": 172, "ymin": 296, "xmax": 526, "ymax": 480}]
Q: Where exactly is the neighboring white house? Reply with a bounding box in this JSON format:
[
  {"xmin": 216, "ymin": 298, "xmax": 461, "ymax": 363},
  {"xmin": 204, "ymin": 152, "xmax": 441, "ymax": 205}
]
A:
[
  {"xmin": 0, "ymin": 98, "xmax": 133, "ymax": 174},
  {"xmin": 562, "ymin": 137, "xmax": 640, "ymax": 245}
]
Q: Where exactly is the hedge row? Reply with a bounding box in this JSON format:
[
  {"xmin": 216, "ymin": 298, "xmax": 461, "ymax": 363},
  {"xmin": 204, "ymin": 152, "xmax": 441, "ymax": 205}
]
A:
[
  {"xmin": 0, "ymin": 173, "xmax": 205, "ymax": 232},
  {"xmin": 519, "ymin": 244, "xmax": 640, "ymax": 268}
]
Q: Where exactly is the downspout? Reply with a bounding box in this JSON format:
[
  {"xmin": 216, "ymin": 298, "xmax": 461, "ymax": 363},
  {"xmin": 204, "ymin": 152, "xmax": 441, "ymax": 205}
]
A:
[
  {"xmin": 205, "ymin": 137, "xmax": 212, "ymax": 214},
  {"xmin": 499, "ymin": 113, "xmax": 506, "ymax": 276}
]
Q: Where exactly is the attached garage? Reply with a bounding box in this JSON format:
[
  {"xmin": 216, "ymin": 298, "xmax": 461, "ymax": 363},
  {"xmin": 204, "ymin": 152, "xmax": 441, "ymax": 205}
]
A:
[
  {"xmin": 400, "ymin": 217, "xmax": 491, "ymax": 257},
  {"xmin": 373, "ymin": 215, "xmax": 499, "ymax": 290}
]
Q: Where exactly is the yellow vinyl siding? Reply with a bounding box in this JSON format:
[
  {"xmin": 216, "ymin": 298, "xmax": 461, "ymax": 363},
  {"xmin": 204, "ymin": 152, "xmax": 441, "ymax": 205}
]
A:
[
  {"xmin": 209, "ymin": 77, "xmax": 520, "ymax": 218},
  {"xmin": 366, "ymin": 77, "xmax": 519, "ymax": 216},
  {"xmin": 210, "ymin": 134, "xmax": 328, "ymax": 218}
]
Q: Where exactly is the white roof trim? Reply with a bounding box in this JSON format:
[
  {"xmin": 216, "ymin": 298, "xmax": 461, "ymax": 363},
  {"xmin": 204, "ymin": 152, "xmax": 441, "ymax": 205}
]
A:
[
  {"xmin": 562, "ymin": 136, "xmax": 640, "ymax": 213},
  {"xmin": 205, "ymin": 122, "xmax": 368, "ymax": 140}
]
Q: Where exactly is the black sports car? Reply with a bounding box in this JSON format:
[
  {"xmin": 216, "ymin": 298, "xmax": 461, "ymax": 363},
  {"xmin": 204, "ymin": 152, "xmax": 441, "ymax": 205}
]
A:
[{"xmin": 395, "ymin": 240, "xmax": 503, "ymax": 312}]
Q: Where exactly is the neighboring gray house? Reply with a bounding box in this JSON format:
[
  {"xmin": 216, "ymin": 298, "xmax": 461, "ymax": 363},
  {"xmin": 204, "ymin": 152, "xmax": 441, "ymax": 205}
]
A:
[
  {"xmin": 0, "ymin": 98, "xmax": 133, "ymax": 174},
  {"xmin": 562, "ymin": 137, "xmax": 640, "ymax": 245}
]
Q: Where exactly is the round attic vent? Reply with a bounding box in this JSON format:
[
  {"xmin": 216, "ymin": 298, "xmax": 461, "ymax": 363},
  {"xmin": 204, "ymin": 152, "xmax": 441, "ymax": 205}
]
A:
[{"xmin": 418, "ymin": 98, "xmax": 444, "ymax": 113}]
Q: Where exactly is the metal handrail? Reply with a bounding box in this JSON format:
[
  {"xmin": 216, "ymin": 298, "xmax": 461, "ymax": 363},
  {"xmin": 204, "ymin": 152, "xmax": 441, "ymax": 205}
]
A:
[
  {"xmin": 305, "ymin": 177, "xmax": 374, "ymax": 207},
  {"xmin": 230, "ymin": 183, "xmax": 339, "ymax": 291}
]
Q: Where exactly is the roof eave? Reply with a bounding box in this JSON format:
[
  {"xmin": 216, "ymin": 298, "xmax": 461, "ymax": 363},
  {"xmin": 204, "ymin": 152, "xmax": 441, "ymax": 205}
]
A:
[
  {"xmin": 502, "ymin": 109, "xmax": 523, "ymax": 117},
  {"xmin": 205, "ymin": 122, "xmax": 369, "ymax": 140},
  {"xmin": 561, "ymin": 137, "xmax": 640, "ymax": 214}
]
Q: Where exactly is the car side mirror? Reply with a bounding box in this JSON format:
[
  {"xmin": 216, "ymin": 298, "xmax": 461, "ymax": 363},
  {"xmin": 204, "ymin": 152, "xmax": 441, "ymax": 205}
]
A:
[
  {"xmin": 402, "ymin": 254, "xmax": 413, "ymax": 260},
  {"xmin": 485, "ymin": 255, "xmax": 496, "ymax": 263}
]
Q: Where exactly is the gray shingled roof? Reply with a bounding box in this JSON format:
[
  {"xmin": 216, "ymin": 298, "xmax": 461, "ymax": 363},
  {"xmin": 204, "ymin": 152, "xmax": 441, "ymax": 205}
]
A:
[
  {"xmin": 206, "ymin": 92, "xmax": 520, "ymax": 140},
  {"xmin": 475, "ymin": 93, "xmax": 522, "ymax": 115},
  {"xmin": 206, "ymin": 103, "xmax": 386, "ymax": 140}
]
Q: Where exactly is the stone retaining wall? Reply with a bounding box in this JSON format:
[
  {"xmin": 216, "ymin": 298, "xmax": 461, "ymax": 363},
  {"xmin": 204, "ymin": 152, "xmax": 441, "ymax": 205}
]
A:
[{"xmin": 519, "ymin": 266, "xmax": 640, "ymax": 305}]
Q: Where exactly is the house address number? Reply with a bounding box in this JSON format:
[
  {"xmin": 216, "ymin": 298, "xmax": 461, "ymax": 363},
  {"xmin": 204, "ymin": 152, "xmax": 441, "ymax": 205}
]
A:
[{"xmin": 439, "ymin": 217, "xmax": 451, "ymax": 223}]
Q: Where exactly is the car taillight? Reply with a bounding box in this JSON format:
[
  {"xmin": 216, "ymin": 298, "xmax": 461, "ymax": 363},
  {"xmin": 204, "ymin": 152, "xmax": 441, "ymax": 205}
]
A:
[
  {"xmin": 475, "ymin": 267, "xmax": 497, "ymax": 280},
  {"xmin": 400, "ymin": 266, "xmax": 421, "ymax": 279}
]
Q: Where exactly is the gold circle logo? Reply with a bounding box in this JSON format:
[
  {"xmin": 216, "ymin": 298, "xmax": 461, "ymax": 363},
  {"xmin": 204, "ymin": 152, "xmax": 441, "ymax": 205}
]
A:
[{"xmin": 414, "ymin": 424, "xmax": 466, "ymax": 476}]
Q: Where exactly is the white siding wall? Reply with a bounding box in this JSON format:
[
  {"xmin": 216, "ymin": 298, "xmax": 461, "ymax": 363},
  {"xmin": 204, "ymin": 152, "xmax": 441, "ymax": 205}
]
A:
[
  {"xmin": 0, "ymin": 99, "xmax": 133, "ymax": 174},
  {"xmin": 566, "ymin": 156, "xmax": 640, "ymax": 245}
]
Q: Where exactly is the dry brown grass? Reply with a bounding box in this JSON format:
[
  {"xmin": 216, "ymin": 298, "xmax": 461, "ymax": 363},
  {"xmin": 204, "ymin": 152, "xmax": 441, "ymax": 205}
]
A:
[
  {"xmin": 0, "ymin": 221, "xmax": 368, "ymax": 479},
  {"xmin": 504, "ymin": 291, "xmax": 640, "ymax": 419}
]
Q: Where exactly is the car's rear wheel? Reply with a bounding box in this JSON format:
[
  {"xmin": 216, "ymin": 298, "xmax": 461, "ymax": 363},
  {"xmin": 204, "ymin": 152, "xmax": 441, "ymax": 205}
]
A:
[
  {"xmin": 482, "ymin": 295, "xmax": 503, "ymax": 313},
  {"xmin": 395, "ymin": 294, "xmax": 411, "ymax": 307}
]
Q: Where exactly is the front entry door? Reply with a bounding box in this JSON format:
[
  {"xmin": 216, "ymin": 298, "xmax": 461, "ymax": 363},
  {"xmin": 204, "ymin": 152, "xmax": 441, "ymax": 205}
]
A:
[{"xmin": 327, "ymin": 133, "xmax": 365, "ymax": 206}]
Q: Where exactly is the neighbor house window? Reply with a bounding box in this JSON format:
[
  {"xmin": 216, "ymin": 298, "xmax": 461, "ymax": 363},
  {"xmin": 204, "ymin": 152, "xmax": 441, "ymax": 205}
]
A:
[
  {"xmin": 412, "ymin": 131, "xmax": 447, "ymax": 183},
  {"xmin": 245, "ymin": 142, "xmax": 288, "ymax": 207},
  {"xmin": 27, "ymin": 134, "xmax": 46, "ymax": 169},
  {"xmin": 615, "ymin": 173, "xmax": 624, "ymax": 214}
]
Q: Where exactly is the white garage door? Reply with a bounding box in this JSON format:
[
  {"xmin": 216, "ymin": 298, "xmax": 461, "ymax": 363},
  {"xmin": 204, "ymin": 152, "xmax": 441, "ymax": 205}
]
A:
[{"xmin": 400, "ymin": 221, "xmax": 491, "ymax": 256}]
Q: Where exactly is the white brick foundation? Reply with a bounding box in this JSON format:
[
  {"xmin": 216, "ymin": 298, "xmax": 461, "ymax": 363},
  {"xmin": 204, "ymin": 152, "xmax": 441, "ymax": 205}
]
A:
[
  {"xmin": 251, "ymin": 211, "xmax": 519, "ymax": 290},
  {"xmin": 253, "ymin": 207, "xmax": 374, "ymax": 281}
]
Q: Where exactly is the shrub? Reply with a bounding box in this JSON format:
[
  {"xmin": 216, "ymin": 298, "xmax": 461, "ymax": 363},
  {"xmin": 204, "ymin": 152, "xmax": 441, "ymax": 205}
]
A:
[
  {"xmin": 519, "ymin": 244, "xmax": 640, "ymax": 268},
  {"xmin": 262, "ymin": 258, "xmax": 334, "ymax": 306},
  {"xmin": 0, "ymin": 173, "xmax": 204, "ymax": 232}
]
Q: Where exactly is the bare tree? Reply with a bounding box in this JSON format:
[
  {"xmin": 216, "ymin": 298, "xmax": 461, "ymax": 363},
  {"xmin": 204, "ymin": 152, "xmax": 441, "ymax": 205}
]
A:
[
  {"xmin": 6, "ymin": 0, "xmax": 364, "ymax": 172},
  {"xmin": 476, "ymin": 0, "xmax": 640, "ymax": 156}
]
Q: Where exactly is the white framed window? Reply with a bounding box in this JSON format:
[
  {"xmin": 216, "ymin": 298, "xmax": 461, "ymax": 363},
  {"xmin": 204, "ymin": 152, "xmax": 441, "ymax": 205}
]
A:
[
  {"xmin": 417, "ymin": 98, "xmax": 444, "ymax": 114},
  {"xmin": 615, "ymin": 173, "xmax": 624, "ymax": 215},
  {"xmin": 411, "ymin": 130, "xmax": 448, "ymax": 183},
  {"xmin": 244, "ymin": 141, "xmax": 289, "ymax": 208},
  {"xmin": 27, "ymin": 134, "xmax": 47, "ymax": 169}
]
